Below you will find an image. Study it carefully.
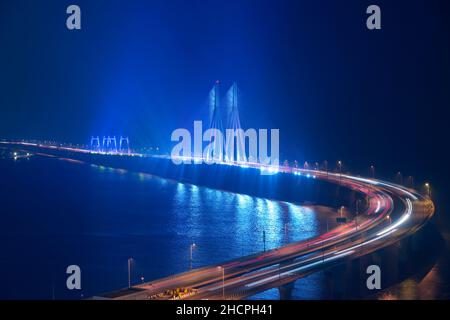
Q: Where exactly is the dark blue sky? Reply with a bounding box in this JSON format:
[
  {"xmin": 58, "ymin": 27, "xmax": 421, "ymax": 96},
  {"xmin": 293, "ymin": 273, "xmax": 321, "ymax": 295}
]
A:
[{"xmin": 1, "ymin": 0, "xmax": 449, "ymax": 180}]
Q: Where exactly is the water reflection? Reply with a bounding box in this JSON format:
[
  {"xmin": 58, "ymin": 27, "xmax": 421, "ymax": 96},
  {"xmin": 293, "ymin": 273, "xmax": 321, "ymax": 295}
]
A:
[
  {"xmin": 170, "ymin": 180, "xmax": 321, "ymax": 270},
  {"xmin": 0, "ymin": 155, "xmax": 327, "ymax": 299}
]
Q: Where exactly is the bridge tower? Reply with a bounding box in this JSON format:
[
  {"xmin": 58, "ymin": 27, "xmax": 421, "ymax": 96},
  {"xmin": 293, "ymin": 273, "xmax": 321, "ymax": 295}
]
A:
[
  {"xmin": 106, "ymin": 136, "xmax": 112, "ymax": 153},
  {"xmin": 225, "ymin": 82, "xmax": 246, "ymax": 162},
  {"xmin": 107, "ymin": 136, "xmax": 118, "ymax": 153},
  {"xmin": 207, "ymin": 80, "xmax": 223, "ymax": 162},
  {"xmin": 119, "ymin": 136, "xmax": 130, "ymax": 154},
  {"xmin": 102, "ymin": 136, "xmax": 108, "ymax": 152},
  {"xmin": 90, "ymin": 136, "xmax": 100, "ymax": 151}
]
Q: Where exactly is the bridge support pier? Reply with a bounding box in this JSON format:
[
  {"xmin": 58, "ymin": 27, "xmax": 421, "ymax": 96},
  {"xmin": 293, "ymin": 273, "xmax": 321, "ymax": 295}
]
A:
[
  {"xmin": 278, "ymin": 281, "xmax": 295, "ymax": 300},
  {"xmin": 380, "ymin": 242, "xmax": 401, "ymax": 287},
  {"xmin": 343, "ymin": 259, "xmax": 364, "ymax": 298}
]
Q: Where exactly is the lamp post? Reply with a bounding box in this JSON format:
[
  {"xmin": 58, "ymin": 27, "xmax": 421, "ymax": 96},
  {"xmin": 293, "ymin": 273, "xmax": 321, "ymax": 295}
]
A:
[
  {"xmin": 425, "ymin": 183, "xmax": 431, "ymax": 198},
  {"xmin": 408, "ymin": 176, "xmax": 414, "ymax": 188},
  {"xmin": 190, "ymin": 243, "xmax": 196, "ymax": 270},
  {"xmin": 370, "ymin": 165, "xmax": 375, "ymax": 178},
  {"xmin": 338, "ymin": 161, "xmax": 342, "ymax": 184},
  {"xmin": 128, "ymin": 258, "xmax": 133, "ymax": 288},
  {"xmin": 263, "ymin": 230, "xmax": 266, "ymax": 252},
  {"xmin": 340, "ymin": 206, "xmax": 345, "ymax": 218},
  {"xmin": 397, "ymin": 172, "xmax": 403, "ymax": 185},
  {"xmin": 218, "ymin": 266, "xmax": 225, "ymax": 299},
  {"xmin": 355, "ymin": 200, "xmax": 361, "ymax": 231}
]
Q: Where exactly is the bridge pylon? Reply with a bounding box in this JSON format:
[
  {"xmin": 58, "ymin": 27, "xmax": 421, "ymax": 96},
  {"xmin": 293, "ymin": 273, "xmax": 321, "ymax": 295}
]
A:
[
  {"xmin": 119, "ymin": 136, "xmax": 130, "ymax": 154},
  {"xmin": 90, "ymin": 136, "xmax": 100, "ymax": 151},
  {"xmin": 207, "ymin": 80, "xmax": 223, "ymax": 162},
  {"xmin": 102, "ymin": 136, "xmax": 108, "ymax": 152},
  {"xmin": 225, "ymin": 82, "xmax": 245, "ymax": 162}
]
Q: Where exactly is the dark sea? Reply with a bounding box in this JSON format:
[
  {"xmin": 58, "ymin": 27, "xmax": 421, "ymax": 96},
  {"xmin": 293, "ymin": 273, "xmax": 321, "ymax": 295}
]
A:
[{"xmin": 0, "ymin": 153, "xmax": 332, "ymax": 299}]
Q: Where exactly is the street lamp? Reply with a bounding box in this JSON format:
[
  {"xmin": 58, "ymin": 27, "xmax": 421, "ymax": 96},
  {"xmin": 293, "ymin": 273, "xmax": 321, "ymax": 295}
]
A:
[
  {"xmin": 338, "ymin": 161, "xmax": 342, "ymax": 184},
  {"xmin": 408, "ymin": 176, "xmax": 414, "ymax": 188},
  {"xmin": 128, "ymin": 258, "xmax": 134, "ymax": 288},
  {"xmin": 218, "ymin": 266, "xmax": 225, "ymax": 299},
  {"xmin": 355, "ymin": 200, "xmax": 361, "ymax": 231},
  {"xmin": 396, "ymin": 172, "xmax": 403, "ymax": 185},
  {"xmin": 263, "ymin": 230, "xmax": 266, "ymax": 252},
  {"xmin": 370, "ymin": 165, "xmax": 375, "ymax": 178},
  {"xmin": 190, "ymin": 243, "xmax": 196, "ymax": 270},
  {"xmin": 425, "ymin": 183, "xmax": 431, "ymax": 197},
  {"xmin": 340, "ymin": 206, "xmax": 345, "ymax": 218}
]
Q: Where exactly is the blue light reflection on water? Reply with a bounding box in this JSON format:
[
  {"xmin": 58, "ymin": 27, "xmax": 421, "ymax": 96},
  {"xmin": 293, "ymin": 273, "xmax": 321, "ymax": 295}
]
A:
[
  {"xmin": 168, "ymin": 180, "xmax": 321, "ymax": 267},
  {"xmin": 0, "ymin": 156, "xmax": 326, "ymax": 299}
]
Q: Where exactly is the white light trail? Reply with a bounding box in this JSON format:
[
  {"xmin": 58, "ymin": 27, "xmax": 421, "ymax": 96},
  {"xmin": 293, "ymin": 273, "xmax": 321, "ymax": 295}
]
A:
[
  {"xmin": 245, "ymin": 250, "xmax": 354, "ymax": 288},
  {"xmin": 376, "ymin": 198, "xmax": 412, "ymax": 236}
]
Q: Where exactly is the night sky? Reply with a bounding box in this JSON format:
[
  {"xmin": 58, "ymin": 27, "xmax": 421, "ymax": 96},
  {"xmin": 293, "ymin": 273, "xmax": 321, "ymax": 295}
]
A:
[{"xmin": 1, "ymin": 0, "xmax": 449, "ymax": 189}]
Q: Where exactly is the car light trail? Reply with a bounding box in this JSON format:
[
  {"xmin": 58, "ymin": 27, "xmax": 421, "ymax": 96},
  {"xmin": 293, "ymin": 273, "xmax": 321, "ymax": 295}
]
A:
[
  {"xmin": 375, "ymin": 200, "xmax": 381, "ymax": 213},
  {"xmin": 377, "ymin": 198, "xmax": 412, "ymax": 236},
  {"xmin": 245, "ymin": 250, "xmax": 355, "ymax": 288},
  {"xmin": 337, "ymin": 228, "xmax": 398, "ymax": 255}
]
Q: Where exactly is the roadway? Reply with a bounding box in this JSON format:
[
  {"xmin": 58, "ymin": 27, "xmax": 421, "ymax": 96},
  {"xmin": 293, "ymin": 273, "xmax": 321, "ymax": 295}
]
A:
[{"xmin": 98, "ymin": 165, "xmax": 434, "ymax": 300}]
